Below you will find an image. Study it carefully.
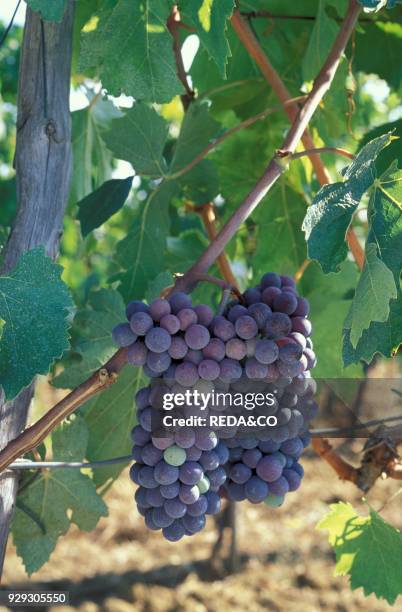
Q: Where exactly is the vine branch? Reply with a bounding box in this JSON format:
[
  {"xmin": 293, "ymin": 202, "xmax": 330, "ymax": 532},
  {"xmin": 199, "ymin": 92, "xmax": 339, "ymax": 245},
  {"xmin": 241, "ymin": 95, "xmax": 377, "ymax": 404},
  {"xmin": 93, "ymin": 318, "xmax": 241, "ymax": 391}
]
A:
[{"xmin": 0, "ymin": 0, "xmax": 362, "ymax": 475}]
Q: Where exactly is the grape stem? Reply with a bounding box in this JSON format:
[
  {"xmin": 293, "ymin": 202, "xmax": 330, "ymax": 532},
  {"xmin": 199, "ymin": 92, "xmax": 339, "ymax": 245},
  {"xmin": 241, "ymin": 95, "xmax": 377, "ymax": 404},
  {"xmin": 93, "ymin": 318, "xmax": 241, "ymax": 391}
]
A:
[
  {"xmin": 277, "ymin": 147, "xmax": 355, "ymax": 162},
  {"xmin": 0, "ymin": 1, "xmax": 362, "ymax": 475}
]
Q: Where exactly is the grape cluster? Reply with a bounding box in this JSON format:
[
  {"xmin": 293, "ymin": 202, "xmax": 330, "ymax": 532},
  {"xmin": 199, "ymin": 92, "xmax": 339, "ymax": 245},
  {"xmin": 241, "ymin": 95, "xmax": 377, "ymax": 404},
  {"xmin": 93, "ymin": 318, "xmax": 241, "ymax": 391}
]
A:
[
  {"xmin": 129, "ymin": 385, "xmax": 227, "ymax": 541},
  {"xmin": 114, "ymin": 272, "xmax": 317, "ymax": 541}
]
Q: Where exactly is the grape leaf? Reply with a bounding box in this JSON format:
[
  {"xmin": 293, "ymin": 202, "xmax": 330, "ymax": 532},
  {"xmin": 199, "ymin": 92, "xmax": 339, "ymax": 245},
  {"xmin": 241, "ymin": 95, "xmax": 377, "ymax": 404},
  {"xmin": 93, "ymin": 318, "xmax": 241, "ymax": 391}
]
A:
[
  {"xmin": 318, "ymin": 502, "xmax": 402, "ymax": 604},
  {"xmin": 114, "ymin": 181, "xmax": 179, "ymax": 301},
  {"xmin": 0, "ymin": 247, "xmax": 73, "ymax": 400},
  {"xmin": 79, "ymin": 0, "xmax": 183, "ymax": 103},
  {"xmin": 103, "ymin": 104, "xmax": 168, "ymax": 177},
  {"xmin": 80, "ymin": 366, "xmax": 145, "ymax": 486},
  {"xmin": 346, "ymin": 243, "xmax": 397, "ymax": 347},
  {"xmin": 78, "ymin": 176, "xmax": 133, "ymax": 237},
  {"xmin": 179, "ymin": 0, "xmax": 235, "ymax": 76},
  {"xmin": 167, "ymin": 229, "xmax": 209, "ymax": 272},
  {"xmin": 354, "ymin": 21, "xmax": 402, "ymax": 89},
  {"xmin": 12, "ymin": 417, "xmax": 108, "ymax": 575},
  {"xmin": 146, "ymin": 271, "xmax": 174, "ymax": 302},
  {"xmin": 302, "ymin": 133, "xmax": 393, "ymax": 273},
  {"xmin": 26, "ymin": 0, "xmax": 67, "ymax": 22},
  {"xmin": 302, "ymin": 0, "xmax": 339, "ymax": 83}
]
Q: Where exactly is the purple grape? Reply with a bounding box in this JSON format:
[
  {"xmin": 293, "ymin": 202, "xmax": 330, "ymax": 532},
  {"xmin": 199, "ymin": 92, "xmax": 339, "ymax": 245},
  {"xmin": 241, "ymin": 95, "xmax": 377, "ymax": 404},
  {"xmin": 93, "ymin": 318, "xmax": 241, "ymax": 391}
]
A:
[
  {"xmin": 245, "ymin": 357, "xmax": 268, "ymax": 379},
  {"xmin": 146, "ymin": 351, "xmax": 171, "ymax": 373},
  {"xmin": 152, "ymin": 434, "xmax": 174, "ymax": 450},
  {"xmin": 230, "ymin": 463, "xmax": 252, "ymax": 484},
  {"xmin": 149, "ymin": 298, "xmax": 171, "ymax": 321},
  {"xmin": 213, "ymin": 317, "xmax": 236, "ymax": 341},
  {"xmin": 177, "ymin": 307, "xmax": 198, "ymax": 331},
  {"xmin": 290, "ymin": 332, "xmax": 307, "ymax": 349},
  {"xmin": 199, "ymin": 450, "xmax": 220, "ymax": 471},
  {"xmin": 141, "ymin": 444, "xmax": 163, "ymax": 466},
  {"xmin": 280, "ymin": 275, "xmax": 296, "ymax": 288},
  {"xmin": 185, "ymin": 324, "xmax": 210, "ymax": 350},
  {"xmin": 291, "ymin": 317, "xmax": 312, "ymax": 337},
  {"xmin": 293, "ymin": 463, "xmax": 304, "ymax": 477},
  {"xmin": 269, "ymin": 476, "xmax": 289, "ymax": 496},
  {"xmin": 130, "ymin": 311, "xmax": 154, "ymax": 335},
  {"xmin": 245, "ymin": 476, "xmax": 269, "ymax": 503},
  {"xmin": 138, "ymin": 466, "xmax": 159, "ymax": 489},
  {"xmin": 138, "ymin": 407, "xmax": 152, "ymax": 432},
  {"xmin": 112, "ymin": 323, "xmax": 137, "ymax": 347},
  {"xmin": 242, "ymin": 448, "xmax": 262, "ymax": 468},
  {"xmin": 256, "ymin": 455, "xmax": 283, "ymax": 482},
  {"xmin": 187, "ymin": 495, "xmax": 208, "ymax": 516},
  {"xmin": 144, "ymin": 509, "xmax": 160, "ymax": 530},
  {"xmin": 146, "ymin": 487, "xmax": 165, "ymax": 507},
  {"xmin": 160, "ymin": 314, "xmax": 180, "ymax": 334},
  {"xmin": 182, "ymin": 513, "xmax": 206, "ymax": 533},
  {"xmin": 264, "ymin": 312, "xmax": 292, "ymax": 339},
  {"xmin": 145, "ymin": 327, "xmax": 172, "ymax": 353},
  {"xmin": 194, "ymin": 304, "xmax": 214, "ymax": 326},
  {"xmin": 154, "ymin": 461, "xmax": 179, "ymax": 485},
  {"xmin": 175, "ymin": 361, "xmax": 199, "ymax": 386},
  {"xmin": 248, "ymin": 302, "xmax": 272, "ymax": 329},
  {"xmin": 152, "ymin": 507, "xmax": 174, "ymax": 528},
  {"xmin": 283, "ymin": 469, "xmax": 302, "ymax": 491},
  {"xmin": 244, "ymin": 287, "xmax": 262, "ymax": 305},
  {"xmin": 186, "ymin": 446, "xmax": 202, "ymax": 461},
  {"xmin": 135, "ymin": 487, "xmax": 151, "ymax": 508},
  {"xmin": 262, "ymin": 286, "xmax": 282, "ymax": 306},
  {"xmin": 203, "ymin": 338, "xmax": 226, "ymax": 361},
  {"xmin": 164, "ymin": 498, "xmax": 187, "ymax": 519},
  {"xmin": 174, "ymin": 429, "xmax": 196, "ymax": 449},
  {"xmin": 179, "ymin": 484, "xmax": 200, "ymax": 504},
  {"xmin": 195, "ymin": 430, "xmax": 218, "ymax": 451},
  {"xmin": 235, "ymin": 315, "xmax": 258, "ymax": 340},
  {"xmin": 229, "ymin": 447, "xmax": 243, "ymax": 462},
  {"xmin": 255, "ymin": 339, "xmax": 279, "ymax": 364},
  {"xmin": 219, "ymin": 358, "xmax": 242, "ymax": 382},
  {"xmin": 130, "ymin": 463, "xmax": 141, "ymax": 485},
  {"xmin": 215, "ymin": 442, "xmax": 230, "ymax": 465},
  {"xmin": 198, "ymin": 359, "xmax": 220, "ymax": 381},
  {"xmin": 127, "ymin": 340, "xmax": 148, "ymax": 366},
  {"xmin": 239, "ymin": 436, "xmax": 259, "ymax": 449},
  {"xmin": 131, "ymin": 425, "xmax": 151, "ymax": 446},
  {"xmin": 135, "ymin": 386, "xmax": 151, "ymax": 409},
  {"xmin": 278, "ymin": 360, "xmax": 304, "ymax": 377},
  {"xmin": 184, "ymin": 349, "xmax": 203, "ymax": 365},
  {"xmin": 226, "ymin": 338, "xmax": 247, "ymax": 360},
  {"xmin": 281, "ymin": 437, "xmax": 304, "ymax": 457},
  {"xmin": 126, "ymin": 300, "xmax": 149, "ymax": 319},
  {"xmin": 163, "ymin": 520, "xmax": 185, "ymax": 541},
  {"xmin": 226, "ymin": 482, "xmax": 246, "ymax": 501},
  {"xmin": 303, "ymin": 348, "xmax": 317, "ymax": 369},
  {"xmin": 205, "ymin": 491, "xmax": 221, "ymax": 514},
  {"xmin": 261, "ymin": 273, "xmax": 281, "ymax": 289},
  {"xmin": 294, "ymin": 297, "xmax": 310, "ymax": 317},
  {"xmin": 227, "ymin": 304, "xmax": 248, "ymax": 323},
  {"xmin": 160, "ymin": 481, "xmax": 180, "ymax": 499},
  {"xmin": 279, "ymin": 342, "xmax": 303, "ymax": 364},
  {"xmin": 179, "ymin": 461, "xmax": 203, "ymax": 485},
  {"xmin": 273, "ymin": 291, "xmax": 298, "ymax": 315},
  {"xmin": 132, "ymin": 446, "xmax": 143, "ymax": 462},
  {"xmin": 168, "ymin": 292, "xmax": 192, "ymax": 313},
  {"xmin": 168, "ymin": 336, "xmax": 188, "ymax": 360},
  {"xmin": 208, "ymin": 466, "xmax": 227, "ymax": 490}
]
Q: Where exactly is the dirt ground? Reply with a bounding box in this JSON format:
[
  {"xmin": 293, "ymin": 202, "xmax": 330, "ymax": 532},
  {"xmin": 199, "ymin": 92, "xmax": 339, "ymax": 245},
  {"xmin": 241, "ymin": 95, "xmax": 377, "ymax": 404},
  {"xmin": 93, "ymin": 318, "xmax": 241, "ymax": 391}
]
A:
[{"xmin": 1, "ymin": 445, "xmax": 401, "ymax": 612}]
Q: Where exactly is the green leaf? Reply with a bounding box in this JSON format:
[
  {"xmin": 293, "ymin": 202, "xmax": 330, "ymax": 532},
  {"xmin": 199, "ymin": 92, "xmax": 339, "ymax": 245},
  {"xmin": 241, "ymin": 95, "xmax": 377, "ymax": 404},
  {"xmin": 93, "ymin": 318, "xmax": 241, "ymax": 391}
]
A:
[
  {"xmin": 26, "ymin": 0, "xmax": 67, "ymax": 21},
  {"xmin": 0, "ymin": 248, "xmax": 73, "ymax": 400},
  {"xmin": 146, "ymin": 271, "xmax": 174, "ymax": 302},
  {"xmin": 80, "ymin": 366, "xmax": 144, "ymax": 486},
  {"xmin": 178, "ymin": 160, "xmax": 220, "ymax": 204},
  {"xmin": 346, "ymin": 243, "xmax": 397, "ymax": 347},
  {"xmin": 318, "ymin": 502, "xmax": 402, "ymax": 605},
  {"xmin": 0, "ymin": 318, "xmax": 4, "ymax": 341},
  {"xmin": 302, "ymin": 0, "xmax": 339, "ymax": 83},
  {"xmin": 179, "ymin": 0, "xmax": 235, "ymax": 76},
  {"xmin": 302, "ymin": 133, "xmax": 393, "ymax": 273},
  {"xmin": 343, "ymin": 161, "xmax": 402, "ymax": 364},
  {"xmin": 115, "ymin": 181, "xmax": 179, "ymax": 301},
  {"xmin": 354, "ymin": 21, "xmax": 402, "ymax": 90},
  {"xmin": 12, "ymin": 417, "xmax": 108, "ymax": 575},
  {"xmin": 169, "ymin": 101, "xmax": 222, "ymax": 174},
  {"xmin": 167, "ymin": 229, "xmax": 209, "ymax": 273},
  {"xmin": 77, "ymin": 176, "xmax": 133, "ymax": 237},
  {"xmin": 103, "ymin": 104, "xmax": 168, "ymax": 177},
  {"xmin": 79, "ymin": 0, "xmax": 183, "ymax": 103}
]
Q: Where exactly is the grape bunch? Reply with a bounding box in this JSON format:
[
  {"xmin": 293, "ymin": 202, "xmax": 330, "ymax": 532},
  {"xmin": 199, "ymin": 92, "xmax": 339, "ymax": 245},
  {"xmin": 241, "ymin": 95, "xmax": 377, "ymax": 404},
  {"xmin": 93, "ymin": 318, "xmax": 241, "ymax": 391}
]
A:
[{"xmin": 114, "ymin": 271, "xmax": 317, "ymax": 541}]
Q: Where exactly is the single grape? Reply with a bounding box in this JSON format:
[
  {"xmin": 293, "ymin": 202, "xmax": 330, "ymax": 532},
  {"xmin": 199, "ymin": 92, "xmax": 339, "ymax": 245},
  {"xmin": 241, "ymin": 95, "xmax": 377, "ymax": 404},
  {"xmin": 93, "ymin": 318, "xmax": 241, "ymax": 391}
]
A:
[
  {"xmin": 226, "ymin": 338, "xmax": 247, "ymax": 360},
  {"xmin": 303, "ymin": 347, "xmax": 317, "ymax": 369},
  {"xmin": 130, "ymin": 463, "xmax": 141, "ymax": 485},
  {"xmin": 245, "ymin": 357, "xmax": 268, "ymax": 379},
  {"xmin": 227, "ymin": 304, "xmax": 249, "ymax": 323},
  {"xmin": 187, "ymin": 495, "xmax": 208, "ymax": 517},
  {"xmin": 164, "ymin": 498, "xmax": 187, "ymax": 519},
  {"xmin": 291, "ymin": 317, "xmax": 312, "ymax": 337},
  {"xmin": 179, "ymin": 484, "xmax": 200, "ymax": 504},
  {"xmin": 163, "ymin": 520, "xmax": 185, "ymax": 541},
  {"xmin": 198, "ymin": 359, "xmax": 220, "ymax": 381},
  {"xmin": 127, "ymin": 341, "xmax": 148, "ymax": 366},
  {"xmin": 272, "ymin": 291, "xmax": 298, "ymax": 315},
  {"xmin": 256, "ymin": 455, "xmax": 283, "ymax": 482},
  {"xmin": 277, "ymin": 360, "xmax": 304, "ymax": 378},
  {"xmin": 175, "ymin": 361, "xmax": 199, "ymax": 386},
  {"xmin": 135, "ymin": 487, "xmax": 151, "ymax": 509},
  {"xmin": 294, "ymin": 297, "xmax": 310, "ymax": 317},
  {"xmin": 244, "ymin": 287, "xmax": 262, "ymax": 305},
  {"xmin": 208, "ymin": 466, "xmax": 227, "ymax": 490},
  {"xmin": 185, "ymin": 324, "xmax": 210, "ymax": 350},
  {"xmin": 130, "ymin": 311, "xmax": 154, "ymax": 335},
  {"xmin": 132, "ymin": 446, "xmax": 143, "ymax": 462},
  {"xmin": 279, "ymin": 342, "xmax": 303, "ymax": 364},
  {"xmin": 144, "ymin": 509, "xmax": 160, "ymax": 531},
  {"xmin": 152, "ymin": 507, "xmax": 174, "ymax": 528},
  {"xmin": 179, "ymin": 461, "xmax": 203, "ymax": 485},
  {"xmin": 203, "ymin": 338, "xmax": 226, "ymax": 361},
  {"xmin": 281, "ymin": 437, "xmax": 304, "ymax": 458},
  {"xmin": 195, "ymin": 430, "xmax": 218, "ymax": 451},
  {"xmin": 197, "ymin": 475, "xmax": 210, "ymax": 494},
  {"xmin": 205, "ymin": 491, "xmax": 221, "ymax": 514},
  {"xmin": 280, "ymin": 275, "xmax": 296, "ymax": 288},
  {"xmin": 226, "ymin": 482, "xmax": 246, "ymax": 501},
  {"xmin": 112, "ymin": 322, "xmax": 137, "ymax": 347},
  {"xmin": 194, "ymin": 304, "xmax": 214, "ymax": 326},
  {"xmin": 213, "ymin": 317, "xmax": 236, "ymax": 342},
  {"xmin": 174, "ymin": 429, "xmax": 196, "ymax": 449},
  {"xmin": 146, "ymin": 351, "xmax": 171, "ymax": 374},
  {"xmin": 186, "ymin": 446, "xmax": 202, "ymax": 461},
  {"xmin": 152, "ymin": 434, "xmax": 174, "ymax": 450},
  {"xmin": 261, "ymin": 272, "xmax": 281, "ymax": 289},
  {"xmin": 219, "ymin": 358, "xmax": 242, "ymax": 382},
  {"xmin": 184, "ymin": 349, "xmax": 204, "ymax": 365},
  {"xmin": 160, "ymin": 314, "xmax": 180, "ymax": 335},
  {"xmin": 177, "ymin": 308, "xmax": 198, "ymax": 331},
  {"xmin": 255, "ymin": 339, "xmax": 279, "ymax": 364},
  {"xmin": 154, "ymin": 460, "xmax": 179, "ymax": 485},
  {"xmin": 160, "ymin": 481, "xmax": 180, "ymax": 499},
  {"xmin": 262, "ymin": 286, "xmax": 282, "ymax": 306},
  {"xmin": 168, "ymin": 336, "xmax": 188, "ymax": 360},
  {"xmin": 235, "ymin": 315, "xmax": 258, "ymax": 340},
  {"xmin": 245, "ymin": 475, "xmax": 269, "ymax": 503},
  {"xmin": 131, "ymin": 425, "xmax": 151, "ymax": 446},
  {"xmin": 182, "ymin": 513, "xmax": 206, "ymax": 534},
  {"xmin": 163, "ymin": 445, "xmax": 187, "ymax": 466},
  {"xmin": 145, "ymin": 487, "xmax": 165, "ymax": 508},
  {"xmin": 289, "ymin": 332, "xmax": 307, "ymax": 349},
  {"xmin": 264, "ymin": 312, "xmax": 292, "ymax": 339},
  {"xmin": 248, "ymin": 302, "xmax": 272, "ymax": 329},
  {"xmin": 126, "ymin": 300, "xmax": 149, "ymax": 319},
  {"xmin": 230, "ymin": 463, "xmax": 252, "ymax": 484},
  {"xmin": 283, "ymin": 468, "xmax": 302, "ymax": 491},
  {"xmin": 141, "ymin": 444, "xmax": 163, "ymax": 467},
  {"xmin": 168, "ymin": 292, "xmax": 192, "ymax": 314},
  {"xmin": 270, "ymin": 476, "xmax": 290, "ymax": 496},
  {"xmin": 145, "ymin": 327, "xmax": 172, "ymax": 353},
  {"xmin": 149, "ymin": 298, "xmax": 171, "ymax": 321},
  {"xmin": 215, "ymin": 442, "xmax": 230, "ymax": 465},
  {"xmin": 264, "ymin": 494, "xmax": 285, "ymax": 508},
  {"xmin": 242, "ymin": 448, "xmax": 262, "ymax": 468},
  {"xmin": 199, "ymin": 450, "xmax": 220, "ymax": 471},
  {"xmin": 138, "ymin": 466, "xmax": 159, "ymax": 489}
]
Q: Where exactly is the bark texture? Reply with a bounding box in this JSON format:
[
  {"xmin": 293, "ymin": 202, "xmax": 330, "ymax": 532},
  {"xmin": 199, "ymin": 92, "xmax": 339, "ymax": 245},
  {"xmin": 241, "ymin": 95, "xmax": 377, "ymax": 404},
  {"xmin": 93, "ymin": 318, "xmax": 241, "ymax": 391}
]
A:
[{"xmin": 0, "ymin": 1, "xmax": 74, "ymax": 576}]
